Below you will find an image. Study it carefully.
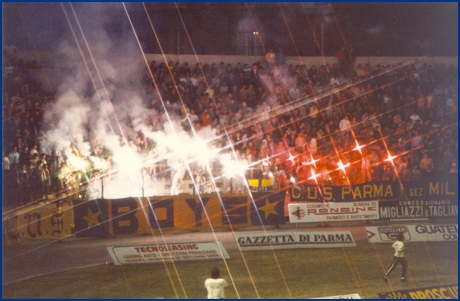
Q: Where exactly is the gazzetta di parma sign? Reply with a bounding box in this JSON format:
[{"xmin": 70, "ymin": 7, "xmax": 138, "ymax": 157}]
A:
[{"xmin": 234, "ymin": 231, "xmax": 356, "ymax": 251}]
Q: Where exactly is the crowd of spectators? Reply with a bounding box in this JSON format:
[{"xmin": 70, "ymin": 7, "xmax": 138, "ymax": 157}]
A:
[
  {"xmin": 3, "ymin": 49, "xmax": 57, "ymax": 207},
  {"xmin": 2, "ymin": 44, "xmax": 458, "ymax": 208},
  {"xmin": 141, "ymin": 53, "xmax": 458, "ymax": 187}
]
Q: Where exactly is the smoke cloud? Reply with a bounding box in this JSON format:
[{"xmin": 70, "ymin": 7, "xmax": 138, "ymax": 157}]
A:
[{"xmin": 42, "ymin": 3, "xmax": 242, "ymax": 198}]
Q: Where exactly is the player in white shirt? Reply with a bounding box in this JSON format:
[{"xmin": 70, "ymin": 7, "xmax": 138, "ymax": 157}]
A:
[
  {"xmin": 205, "ymin": 267, "xmax": 229, "ymax": 299},
  {"xmin": 383, "ymin": 232, "xmax": 408, "ymax": 283}
]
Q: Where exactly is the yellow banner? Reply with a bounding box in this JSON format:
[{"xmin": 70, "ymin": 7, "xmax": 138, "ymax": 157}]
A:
[
  {"xmin": 105, "ymin": 194, "xmax": 253, "ymax": 235},
  {"xmin": 4, "ymin": 203, "xmax": 74, "ymax": 246},
  {"xmin": 5, "ymin": 192, "xmax": 287, "ymax": 242},
  {"xmin": 248, "ymin": 179, "xmax": 274, "ymax": 192}
]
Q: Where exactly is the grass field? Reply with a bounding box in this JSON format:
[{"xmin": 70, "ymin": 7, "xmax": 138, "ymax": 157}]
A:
[{"xmin": 2, "ymin": 236, "xmax": 457, "ymax": 299}]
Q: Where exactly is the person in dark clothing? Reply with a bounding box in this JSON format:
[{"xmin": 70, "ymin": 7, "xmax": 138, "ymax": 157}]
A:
[{"xmin": 18, "ymin": 163, "xmax": 32, "ymax": 205}]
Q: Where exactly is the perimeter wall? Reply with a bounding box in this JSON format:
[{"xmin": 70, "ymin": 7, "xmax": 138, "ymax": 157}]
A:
[{"xmin": 3, "ymin": 175, "xmax": 457, "ymax": 245}]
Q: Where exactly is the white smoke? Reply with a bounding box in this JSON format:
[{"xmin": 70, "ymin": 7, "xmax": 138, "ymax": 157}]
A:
[
  {"xmin": 366, "ymin": 24, "xmax": 385, "ymax": 36},
  {"xmin": 42, "ymin": 3, "xmax": 248, "ymax": 198},
  {"xmin": 300, "ymin": 2, "xmax": 334, "ymax": 24},
  {"xmin": 412, "ymin": 38, "xmax": 432, "ymax": 53}
]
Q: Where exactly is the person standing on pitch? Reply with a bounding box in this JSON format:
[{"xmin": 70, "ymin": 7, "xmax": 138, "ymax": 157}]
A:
[
  {"xmin": 383, "ymin": 232, "xmax": 408, "ymax": 283},
  {"xmin": 205, "ymin": 267, "xmax": 229, "ymax": 299}
]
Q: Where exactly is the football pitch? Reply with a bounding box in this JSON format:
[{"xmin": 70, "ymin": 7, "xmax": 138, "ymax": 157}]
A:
[{"xmin": 2, "ymin": 234, "xmax": 457, "ymax": 298}]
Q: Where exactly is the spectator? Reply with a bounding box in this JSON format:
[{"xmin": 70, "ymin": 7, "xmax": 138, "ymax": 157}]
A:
[
  {"xmin": 337, "ymin": 46, "xmax": 347, "ymax": 75},
  {"xmin": 400, "ymin": 157, "xmax": 412, "ymax": 182},
  {"xmin": 409, "ymin": 112, "xmax": 422, "ymax": 124},
  {"xmin": 8, "ymin": 146, "xmax": 20, "ymax": 171},
  {"xmin": 411, "ymin": 164, "xmax": 422, "ymax": 181},
  {"xmin": 442, "ymin": 146, "xmax": 455, "ymax": 171},
  {"xmin": 361, "ymin": 152, "xmax": 372, "ymax": 182},
  {"xmin": 339, "ymin": 115, "xmax": 351, "ymax": 136},
  {"xmin": 275, "ymin": 48, "xmax": 285, "ymax": 67},
  {"xmin": 450, "ymin": 159, "xmax": 458, "ymax": 174},
  {"xmin": 18, "ymin": 163, "xmax": 31, "ymax": 205},
  {"xmin": 346, "ymin": 46, "xmax": 357, "ymax": 77},
  {"xmin": 419, "ymin": 152, "xmax": 434, "ymax": 177},
  {"xmin": 265, "ymin": 48, "xmax": 276, "ymax": 70},
  {"xmin": 411, "ymin": 131, "xmax": 423, "ymax": 154}
]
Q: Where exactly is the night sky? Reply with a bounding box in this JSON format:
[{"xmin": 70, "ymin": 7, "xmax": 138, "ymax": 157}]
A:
[{"xmin": 2, "ymin": 2, "xmax": 458, "ymax": 56}]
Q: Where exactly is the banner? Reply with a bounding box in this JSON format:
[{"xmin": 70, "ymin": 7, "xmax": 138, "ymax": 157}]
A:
[
  {"xmin": 289, "ymin": 182, "xmax": 396, "ymax": 202},
  {"xmin": 250, "ymin": 192, "xmax": 285, "ymax": 225},
  {"xmin": 311, "ymin": 293, "xmax": 361, "ymax": 299},
  {"xmin": 3, "ymin": 203, "xmax": 73, "ymax": 245},
  {"xmin": 73, "ymin": 192, "xmax": 285, "ymax": 238},
  {"xmin": 288, "ymin": 201, "xmax": 379, "ymax": 223},
  {"xmin": 379, "ymin": 200, "xmax": 458, "ymax": 219},
  {"xmin": 248, "ymin": 178, "xmax": 274, "ymax": 192},
  {"xmin": 106, "ymin": 241, "xmax": 230, "ymax": 265},
  {"xmin": 287, "ymin": 176, "xmax": 458, "ymax": 203},
  {"xmin": 366, "ymin": 224, "xmax": 458, "ymax": 243},
  {"xmin": 73, "ymin": 199, "xmax": 110, "ymax": 238},
  {"xmin": 379, "ymin": 284, "xmax": 458, "ymax": 299},
  {"xmin": 234, "ymin": 230, "xmax": 356, "ymax": 251}
]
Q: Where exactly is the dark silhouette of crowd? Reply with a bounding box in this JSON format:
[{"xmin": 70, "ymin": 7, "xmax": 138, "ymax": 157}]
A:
[{"xmin": 3, "ymin": 44, "xmax": 458, "ymax": 208}]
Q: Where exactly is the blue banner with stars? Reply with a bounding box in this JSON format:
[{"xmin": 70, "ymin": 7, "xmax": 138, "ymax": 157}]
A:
[
  {"xmin": 250, "ymin": 192, "xmax": 286, "ymax": 226},
  {"xmin": 72, "ymin": 193, "xmax": 287, "ymax": 238},
  {"xmin": 73, "ymin": 199, "xmax": 110, "ymax": 238}
]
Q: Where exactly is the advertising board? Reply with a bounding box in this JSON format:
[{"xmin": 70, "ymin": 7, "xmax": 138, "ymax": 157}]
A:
[
  {"xmin": 234, "ymin": 230, "xmax": 356, "ymax": 251},
  {"xmin": 289, "ymin": 201, "xmax": 379, "ymax": 223},
  {"xmin": 366, "ymin": 224, "xmax": 458, "ymax": 243},
  {"xmin": 106, "ymin": 241, "xmax": 230, "ymax": 265},
  {"xmin": 378, "ymin": 284, "xmax": 458, "ymax": 299}
]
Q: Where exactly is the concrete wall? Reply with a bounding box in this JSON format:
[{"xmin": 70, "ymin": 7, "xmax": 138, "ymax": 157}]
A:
[
  {"xmin": 17, "ymin": 51, "xmax": 458, "ymax": 67},
  {"xmin": 144, "ymin": 54, "xmax": 458, "ymax": 69}
]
